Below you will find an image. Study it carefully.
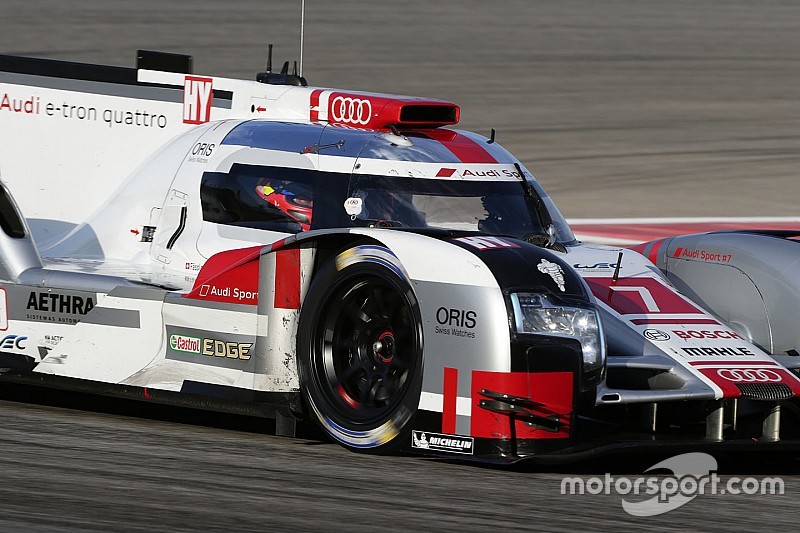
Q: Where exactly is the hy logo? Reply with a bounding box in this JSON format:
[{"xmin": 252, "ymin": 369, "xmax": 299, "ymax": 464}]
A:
[{"xmin": 183, "ymin": 76, "xmax": 213, "ymax": 125}]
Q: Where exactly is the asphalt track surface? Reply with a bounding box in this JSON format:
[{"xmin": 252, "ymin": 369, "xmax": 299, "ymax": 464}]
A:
[{"xmin": 2, "ymin": 1, "xmax": 800, "ymax": 531}]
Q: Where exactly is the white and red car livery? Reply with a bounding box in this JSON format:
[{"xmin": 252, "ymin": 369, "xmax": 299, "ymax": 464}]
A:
[{"xmin": 0, "ymin": 50, "xmax": 798, "ymax": 461}]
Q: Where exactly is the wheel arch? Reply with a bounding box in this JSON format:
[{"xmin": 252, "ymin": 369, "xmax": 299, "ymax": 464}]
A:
[
  {"xmin": 258, "ymin": 229, "xmax": 523, "ymax": 446},
  {"xmin": 290, "ymin": 230, "xmax": 516, "ymax": 442},
  {"xmin": 252, "ymin": 231, "xmax": 394, "ymax": 409},
  {"xmin": 294, "ymin": 242, "xmax": 425, "ymax": 451}
]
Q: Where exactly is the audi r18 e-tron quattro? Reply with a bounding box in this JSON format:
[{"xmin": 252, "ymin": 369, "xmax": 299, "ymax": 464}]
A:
[{"xmin": 0, "ymin": 49, "xmax": 798, "ymax": 462}]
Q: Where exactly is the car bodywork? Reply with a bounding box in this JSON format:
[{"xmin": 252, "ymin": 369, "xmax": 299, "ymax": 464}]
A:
[
  {"xmin": 634, "ymin": 231, "xmax": 800, "ymax": 363},
  {"xmin": 0, "ymin": 51, "xmax": 799, "ymax": 462}
]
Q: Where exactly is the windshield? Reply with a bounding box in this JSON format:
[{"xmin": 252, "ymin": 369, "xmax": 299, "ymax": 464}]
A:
[{"xmin": 347, "ymin": 174, "xmax": 575, "ymax": 243}]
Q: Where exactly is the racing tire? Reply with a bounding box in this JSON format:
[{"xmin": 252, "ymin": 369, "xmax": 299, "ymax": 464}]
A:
[{"xmin": 297, "ymin": 244, "xmax": 423, "ymax": 453}]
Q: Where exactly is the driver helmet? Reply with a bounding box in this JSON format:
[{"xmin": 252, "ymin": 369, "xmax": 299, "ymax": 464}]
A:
[{"xmin": 256, "ymin": 179, "xmax": 313, "ymax": 231}]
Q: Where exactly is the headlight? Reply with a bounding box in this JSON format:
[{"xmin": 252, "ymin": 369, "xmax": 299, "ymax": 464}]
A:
[{"xmin": 510, "ymin": 293, "xmax": 605, "ymax": 372}]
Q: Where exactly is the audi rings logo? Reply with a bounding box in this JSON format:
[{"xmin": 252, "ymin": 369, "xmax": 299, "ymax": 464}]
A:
[
  {"xmin": 331, "ymin": 96, "xmax": 372, "ymax": 125},
  {"xmin": 643, "ymin": 329, "xmax": 670, "ymax": 341},
  {"xmin": 716, "ymin": 368, "xmax": 782, "ymax": 383}
]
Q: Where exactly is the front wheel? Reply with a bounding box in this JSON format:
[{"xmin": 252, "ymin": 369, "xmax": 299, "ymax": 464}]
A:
[{"xmin": 297, "ymin": 244, "xmax": 423, "ymax": 452}]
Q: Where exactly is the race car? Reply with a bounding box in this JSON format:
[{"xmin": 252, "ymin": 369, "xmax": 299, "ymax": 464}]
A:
[{"xmin": 0, "ymin": 50, "xmax": 798, "ymax": 462}]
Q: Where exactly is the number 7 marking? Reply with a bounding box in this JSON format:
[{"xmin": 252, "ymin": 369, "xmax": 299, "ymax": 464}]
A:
[{"xmin": 608, "ymin": 285, "xmax": 660, "ymax": 312}]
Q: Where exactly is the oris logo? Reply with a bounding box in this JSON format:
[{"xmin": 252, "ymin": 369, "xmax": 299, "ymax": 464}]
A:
[
  {"xmin": 716, "ymin": 368, "xmax": 782, "ymax": 383},
  {"xmin": 436, "ymin": 307, "xmax": 477, "ymax": 329},
  {"xmin": 330, "ymin": 96, "xmax": 372, "ymax": 125},
  {"xmin": 191, "ymin": 142, "xmax": 215, "ymax": 156}
]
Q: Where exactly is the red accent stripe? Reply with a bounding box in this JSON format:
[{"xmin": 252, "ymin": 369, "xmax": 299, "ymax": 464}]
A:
[
  {"xmin": 187, "ymin": 246, "xmax": 262, "ymax": 304},
  {"xmin": 585, "ymin": 276, "xmax": 702, "ymax": 316},
  {"xmin": 423, "ymin": 130, "xmax": 498, "ymax": 164},
  {"xmin": 436, "ymin": 168, "xmax": 457, "ymax": 177},
  {"xmin": 673, "ymin": 246, "xmax": 684, "ymax": 258},
  {"xmin": 469, "ymin": 371, "xmax": 573, "ymax": 440},
  {"xmin": 690, "ymin": 361, "xmax": 778, "ymax": 367},
  {"xmin": 274, "ymin": 248, "xmax": 301, "ymax": 309},
  {"xmin": 648, "ymin": 238, "xmax": 664, "ymax": 264},
  {"xmin": 442, "ymin": 367, "xmax": 458, "ymax": 434},
  {"xmin": 694, "ymin": 365, "xmax": 800, "ymax": 398},
  {"xmin": 631, "ymin": 318, "xmax": 721, "ymax": 325},
  {"xmin": 697, "ymin": 365, "xmax": 800, "ymax": 398},
  {"xmin": 310, "ymin": 89, "xmax": 322, "ymax": 123},
  {"xmin": 696, "ymin": 368, "xmax": 742, "ymax": 398},
  {"xmin": 269, "ymin": 237, "xmax": 288, "ymax": 252}
]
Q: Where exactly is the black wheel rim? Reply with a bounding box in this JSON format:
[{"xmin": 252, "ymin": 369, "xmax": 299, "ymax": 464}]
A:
[{"xmin": 313, "ymin": 274, "xmax": 419, "ymax": 425}]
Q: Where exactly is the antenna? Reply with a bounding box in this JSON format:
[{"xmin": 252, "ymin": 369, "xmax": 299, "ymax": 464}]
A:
[
  {"xmin": 299, "ymin": 0, "xmax": 305, "ymax": 76},
  {"xmin": 256, "ymin": 42, "xmax": 308, "ymax": 86},
  {"xmin": 612, "ymin": 251, "xmax": 623, "ymax": 282}
]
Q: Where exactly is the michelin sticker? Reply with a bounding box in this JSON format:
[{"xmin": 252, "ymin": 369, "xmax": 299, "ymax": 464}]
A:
[{"xmin": 411, "ymin": 431, "xmax": 474, "ymax": 454}]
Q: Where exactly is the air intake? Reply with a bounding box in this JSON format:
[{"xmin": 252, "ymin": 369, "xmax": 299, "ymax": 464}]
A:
[
  {"xmin": 311, "ymin": 90, "xmax": 460, "ymax": 130},
  {"xmin": 399, "ymin": 104, "xmax": 459, "ymax": 125},
  {"xmin": 736, "ymin": 382, "xmax": 793, "ymax": 401}
]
